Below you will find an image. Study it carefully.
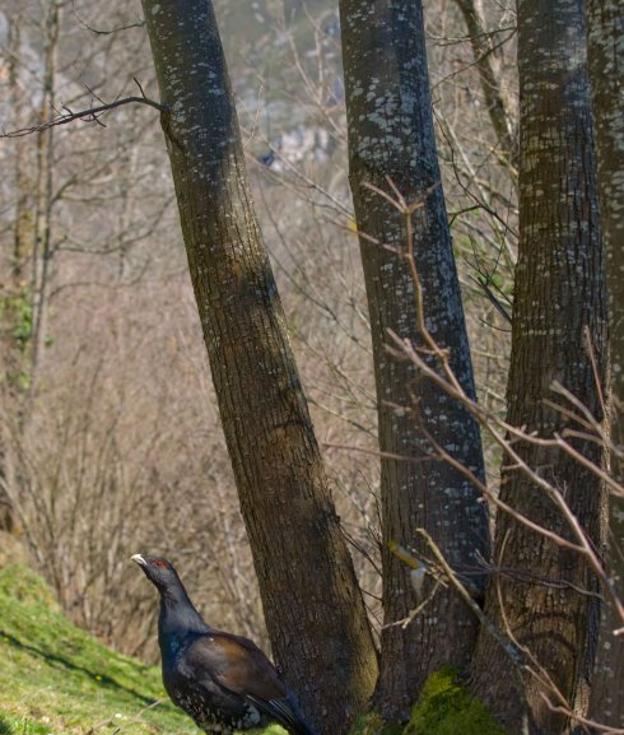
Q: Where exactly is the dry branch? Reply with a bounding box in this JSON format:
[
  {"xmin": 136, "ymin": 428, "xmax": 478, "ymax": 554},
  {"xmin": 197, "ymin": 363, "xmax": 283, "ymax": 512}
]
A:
[{"xmin": 1, "ymin": 90, "xmax": 166, "ymax": 139}]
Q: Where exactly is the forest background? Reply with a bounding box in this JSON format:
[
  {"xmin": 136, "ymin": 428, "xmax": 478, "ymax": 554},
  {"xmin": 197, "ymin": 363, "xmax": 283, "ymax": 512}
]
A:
[{"xmin": 0, "ymin": 0, "xmax": 514, "ymax": 657}]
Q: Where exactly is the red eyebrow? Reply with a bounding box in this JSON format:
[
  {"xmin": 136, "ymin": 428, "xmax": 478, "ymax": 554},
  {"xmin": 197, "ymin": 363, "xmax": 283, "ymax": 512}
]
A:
[{"xmin": 153, "ymin": 559, "xmax": 169, "ymax": 568}]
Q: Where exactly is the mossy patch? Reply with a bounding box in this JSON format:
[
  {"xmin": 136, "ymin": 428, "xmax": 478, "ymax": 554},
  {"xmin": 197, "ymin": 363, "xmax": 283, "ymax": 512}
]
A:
[
  {"xmin": 349, "ymin": 712, "xmax": 404, "ymax": 735},
  {"xmin": 405, "ymin": 667, "xmax": 505, "ymax": 735},
  {"xmin": 347, "ymin": 669, "xmax": 504, "ymax": 735}
]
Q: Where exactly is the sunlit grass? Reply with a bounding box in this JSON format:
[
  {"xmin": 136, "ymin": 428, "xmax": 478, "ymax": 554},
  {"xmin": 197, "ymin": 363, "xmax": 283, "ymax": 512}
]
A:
[{"xmin": 0, "ymin": 564, "xmax": 284, "ymax": 735}]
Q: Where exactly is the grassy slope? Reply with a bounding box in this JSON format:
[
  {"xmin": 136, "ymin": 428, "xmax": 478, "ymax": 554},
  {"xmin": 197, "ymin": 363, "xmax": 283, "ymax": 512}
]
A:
[
  {"xmin": 0, "ymin": 562, "xmax": 504, "ymax": 735},
  {"xmin": 0, "ymin": 564, "xmax": 284, "ymax": 735}
]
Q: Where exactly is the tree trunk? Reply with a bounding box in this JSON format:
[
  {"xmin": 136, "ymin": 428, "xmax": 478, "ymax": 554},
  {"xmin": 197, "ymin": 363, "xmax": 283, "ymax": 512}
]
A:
[
  {"xmin": 470, "ymin": 2, "xmax": 606, "ymax": 732},
  {"xmin": 586, "ymin": 1, "xmax": 624, "ymax": 730},
  {"xmin": 141, "ymin": 1, "xmax": 378, "ymax": 731},
  {"xmin": 339, "ymin": 0, "xmax": 490, "ymax": 722},
  {"xmin": 0, "ymin": 13, "xmax": 35, "ymax": 532},
  {"xmin": 453, "ymin": 0, "xmax": 517, "ymax": 169},
  {"xmin": 30, "ymin": 0, "xmax": 60, "ymax": 384}
]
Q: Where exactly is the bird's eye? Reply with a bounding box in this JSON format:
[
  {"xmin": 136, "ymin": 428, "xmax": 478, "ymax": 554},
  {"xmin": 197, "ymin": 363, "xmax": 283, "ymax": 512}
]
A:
[{"xmin": 153, "ymin": 559, "xmax": 169, "ymax": 569}]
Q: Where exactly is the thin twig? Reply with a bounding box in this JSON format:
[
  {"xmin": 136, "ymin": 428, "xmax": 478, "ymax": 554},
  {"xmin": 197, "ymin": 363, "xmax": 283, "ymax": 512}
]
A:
[{"xmin": 1, "ymin": 95, "xmax": 166, "ymax": 138}]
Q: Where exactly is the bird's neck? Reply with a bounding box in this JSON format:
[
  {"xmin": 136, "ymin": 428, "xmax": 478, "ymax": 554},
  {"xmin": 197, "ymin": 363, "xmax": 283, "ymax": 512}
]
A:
[{"xmin": 158, "ymin": 583, "xmax": 210, "ymax": 643}]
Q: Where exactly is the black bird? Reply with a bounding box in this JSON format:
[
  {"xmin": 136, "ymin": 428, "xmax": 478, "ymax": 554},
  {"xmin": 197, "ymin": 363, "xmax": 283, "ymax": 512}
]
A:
[{"xmin": 131, "ymin": 554, "xmax": 316, "ymax": 735}]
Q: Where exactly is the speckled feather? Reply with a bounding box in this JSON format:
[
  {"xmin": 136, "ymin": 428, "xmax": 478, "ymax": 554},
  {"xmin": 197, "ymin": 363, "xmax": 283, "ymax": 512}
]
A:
[{"xmin": 132, "ymin": 555, "xmax": 316, "ymax": 735}]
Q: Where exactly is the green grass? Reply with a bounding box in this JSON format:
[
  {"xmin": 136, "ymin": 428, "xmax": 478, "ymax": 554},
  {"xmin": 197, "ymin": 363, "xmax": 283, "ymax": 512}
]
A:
[{"xmin": 0, "ymin": 564, "xmax": 284, "ymax": 735}]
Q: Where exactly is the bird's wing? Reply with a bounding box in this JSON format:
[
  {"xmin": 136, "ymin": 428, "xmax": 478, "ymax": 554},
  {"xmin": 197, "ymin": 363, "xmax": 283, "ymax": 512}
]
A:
[{"xmin": 185, "ymin": 634, "xmax": 314, "ymax": 735}]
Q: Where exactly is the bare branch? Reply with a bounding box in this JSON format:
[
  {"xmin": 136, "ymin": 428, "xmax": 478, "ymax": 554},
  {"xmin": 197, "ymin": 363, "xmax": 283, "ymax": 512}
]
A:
[{"xmin": 1, "ymin": 95, "xmax": 167, "ymax": 139}]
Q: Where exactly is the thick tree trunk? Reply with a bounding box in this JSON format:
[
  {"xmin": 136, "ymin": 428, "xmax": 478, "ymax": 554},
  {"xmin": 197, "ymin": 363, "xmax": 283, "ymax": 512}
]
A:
[
  {"xmin": 470, "ymin": 2, "xmax": 606, "ymax": 733},
  {"xmin": 339, "ymin": 0, "xmax": 490, "ymax": 722},
  {"xmin": 141, "ymin": 1, "xmax": 378, "ymax": 731},
  {"xmin": 586, "ymin": 1, "xmax": 624, "ymax": 730}
]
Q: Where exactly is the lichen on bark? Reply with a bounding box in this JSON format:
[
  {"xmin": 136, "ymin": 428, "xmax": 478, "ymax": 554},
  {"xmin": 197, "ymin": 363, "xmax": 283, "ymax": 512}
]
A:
[
  {"xmin": 470, "ymin": 1, "xmax": 607, "ymax": 732},
  {"xmin": 339, "ymin": 0, "xmax": 490, "ymax": 721}
]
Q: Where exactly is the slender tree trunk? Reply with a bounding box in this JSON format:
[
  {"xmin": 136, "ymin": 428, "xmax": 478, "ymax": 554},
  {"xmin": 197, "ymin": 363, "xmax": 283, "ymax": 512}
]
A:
[
  {"xmin": 453, "ymin": 0, "xmax": 517, "ymax": 169},
  {"xmin": 339, "ymin": 0, "xmax": 490, "ymax": 722},
  {"xmin": 141, "ymin": 1, "xmax": 378, "ymax": 731},
  {"xmin": 30, "ymin": 0, "xmax": 60, "ymax": 383},
  {"xmin": 586, "ymin": 2, "xmax": 624, "ymax": 729},
  {"xmin": 471, "ymin": 2, "xmax": 606, "ymax": 733},
  {"xmin": 10, "ymin": 22, "xmax": 34, "ymax": 296},
  {"xmin": 0, "ymin": 14, "xmax": 35, "ymax": 532}
]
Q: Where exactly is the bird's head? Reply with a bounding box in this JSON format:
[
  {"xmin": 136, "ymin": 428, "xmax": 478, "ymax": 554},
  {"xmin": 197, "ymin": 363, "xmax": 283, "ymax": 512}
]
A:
[
  {"xmin": 131, "ymin": 554, "xmax": 180, "ymax": 592},
  {"xmin": 131, "ymin": 554, "xmax": 208, "ymax": 633}
]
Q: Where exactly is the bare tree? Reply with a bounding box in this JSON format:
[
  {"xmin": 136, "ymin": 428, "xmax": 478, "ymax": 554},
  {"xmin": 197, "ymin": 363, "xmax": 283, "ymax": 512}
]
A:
[
  {"xmin": 586, "ymin": 1, "xmax": 624, "ymax": 729},
  {"xmin": 470, "ymin": 2, "xmax": 606, "ymax": 732},
  {"xmin": 29, "ymin": 0, "xmax": 61, "ymax": 380},
  {"xmin": 339, "ymin": 0, "xmax": 491, "ymax": 721},
  {"xmin": 140, "ymin": 0, "xmax": 378, "ymax": 731},
  {"xmin": 452, "ymin": 0, "xmax": 517, "ymax": 169},
  {"xmin": 0, "ymin": 12, "xmax": 32, "ymax": 531}
]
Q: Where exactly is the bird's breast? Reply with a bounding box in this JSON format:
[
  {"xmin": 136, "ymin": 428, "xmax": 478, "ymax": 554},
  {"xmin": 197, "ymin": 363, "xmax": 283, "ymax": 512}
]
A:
[{"xmin": 171, "ymin": 686, "xmax": 261, "ymax": 734}]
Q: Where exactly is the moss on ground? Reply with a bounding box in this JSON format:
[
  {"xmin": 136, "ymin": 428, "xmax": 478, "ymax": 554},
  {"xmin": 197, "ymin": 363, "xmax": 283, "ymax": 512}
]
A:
[{"xmin": 0, "ymin": 564, "xmax": 285, "ymax": 735}]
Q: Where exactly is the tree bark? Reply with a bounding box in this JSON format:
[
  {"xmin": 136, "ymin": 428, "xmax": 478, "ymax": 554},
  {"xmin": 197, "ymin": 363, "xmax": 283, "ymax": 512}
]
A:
[
  {"xmin": 470, "ymin": 2, "xmax": 606, "ymax": 732},
  {"xmin": 585, "ymin": 1, "xmax": 624, "ymax": 730},
  {"xmin": 339, "ymin": 0, "xmax": 490, "ymax": 722},
  {"xmin": 141, "ymin": 1, "xmax": 378, "ymax": 731}
]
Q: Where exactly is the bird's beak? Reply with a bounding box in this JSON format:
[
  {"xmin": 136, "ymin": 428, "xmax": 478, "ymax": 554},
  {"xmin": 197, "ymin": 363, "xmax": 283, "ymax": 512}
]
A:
[{"xmin": 131, "ymin": 553, "xmax": 147, "ymax": 567}]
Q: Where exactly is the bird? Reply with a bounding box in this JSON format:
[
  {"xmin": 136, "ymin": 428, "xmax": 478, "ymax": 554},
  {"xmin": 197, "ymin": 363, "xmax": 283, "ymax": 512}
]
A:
[{"xmin": 131, "ymin": 554, "xmax": 316, "ymax": 735}]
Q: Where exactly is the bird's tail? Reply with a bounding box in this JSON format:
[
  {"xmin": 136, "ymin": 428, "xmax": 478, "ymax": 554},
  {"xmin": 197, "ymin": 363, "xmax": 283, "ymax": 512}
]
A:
[{"xmin": 250, "ymin": 696, "xmax": 318, "ymax": 735}]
